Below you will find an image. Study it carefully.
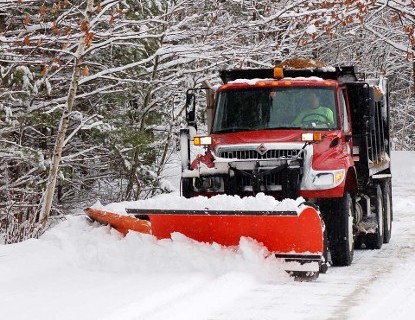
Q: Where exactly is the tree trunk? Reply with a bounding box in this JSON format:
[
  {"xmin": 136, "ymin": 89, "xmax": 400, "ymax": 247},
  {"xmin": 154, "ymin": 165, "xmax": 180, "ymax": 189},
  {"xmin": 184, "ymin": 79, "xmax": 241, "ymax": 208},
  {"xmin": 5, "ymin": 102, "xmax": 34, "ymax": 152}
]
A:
[
  {"xmin": 40, "ymin": 0, "xmax": 94, "ymax": 224},
  {"xmin": 413, "ymin": 54, "xmax": 415, "ymax": 96}
]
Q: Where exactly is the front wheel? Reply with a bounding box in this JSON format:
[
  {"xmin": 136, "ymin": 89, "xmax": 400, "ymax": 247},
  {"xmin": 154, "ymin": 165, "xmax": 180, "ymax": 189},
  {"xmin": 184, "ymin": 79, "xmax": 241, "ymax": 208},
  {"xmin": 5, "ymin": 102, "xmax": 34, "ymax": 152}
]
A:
[
  {"xmin": 181, "ymin": 178, "xmax": 193, "ymax": 198},
  {"xmin": 329, "ymin": 192, "xmax": 355, "ymax": 266}
]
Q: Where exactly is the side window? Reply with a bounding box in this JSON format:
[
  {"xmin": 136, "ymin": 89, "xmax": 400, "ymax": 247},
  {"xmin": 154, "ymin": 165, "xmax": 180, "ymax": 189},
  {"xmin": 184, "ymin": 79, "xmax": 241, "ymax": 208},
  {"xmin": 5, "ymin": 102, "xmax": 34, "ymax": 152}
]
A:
[{"xmin": 340, "ymin": 89, "xmax": 350, "ymax": 132}]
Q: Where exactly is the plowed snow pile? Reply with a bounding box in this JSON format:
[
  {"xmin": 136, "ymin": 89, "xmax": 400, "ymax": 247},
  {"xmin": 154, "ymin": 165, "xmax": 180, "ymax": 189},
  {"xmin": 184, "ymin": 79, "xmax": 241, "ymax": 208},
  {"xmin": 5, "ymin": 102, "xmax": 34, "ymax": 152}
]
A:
[
  {"xmin": 0, "ymin": 210, "xmax": 291, "ymax": 320},
  {"xmin": 99, "ymin": 192, "xmax": 304, "ymax": 214},
  {"xmin": 44, "ymin": 216, "xmax": 290, "ymax": 280}
]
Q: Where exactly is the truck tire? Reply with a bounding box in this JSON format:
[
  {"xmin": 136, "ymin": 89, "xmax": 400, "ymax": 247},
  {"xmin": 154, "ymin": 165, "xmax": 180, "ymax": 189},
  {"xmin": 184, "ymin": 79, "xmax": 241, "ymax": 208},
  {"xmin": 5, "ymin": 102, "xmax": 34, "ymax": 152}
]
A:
[
  {"xmin": 381, "ymin": 179, "xmax": 392, "ymax": 243},
  {"xmin": 329, "ymin": 192, "xmax": 354, "ymax": 266},
  {"xmin": 181, "ymin": 178, "xmax": 193, "ymax": 198},
  {"xmin": 365, "ymin": 184, "xmax": 384, "ymax": 249}
]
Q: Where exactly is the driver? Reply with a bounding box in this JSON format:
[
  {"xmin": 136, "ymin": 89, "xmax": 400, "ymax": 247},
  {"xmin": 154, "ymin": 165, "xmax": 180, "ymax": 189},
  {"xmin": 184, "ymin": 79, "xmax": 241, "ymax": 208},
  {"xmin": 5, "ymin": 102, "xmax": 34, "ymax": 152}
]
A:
[{"xmin": 293, "ymin": 91, "xmax": 334, "ymax": 126}]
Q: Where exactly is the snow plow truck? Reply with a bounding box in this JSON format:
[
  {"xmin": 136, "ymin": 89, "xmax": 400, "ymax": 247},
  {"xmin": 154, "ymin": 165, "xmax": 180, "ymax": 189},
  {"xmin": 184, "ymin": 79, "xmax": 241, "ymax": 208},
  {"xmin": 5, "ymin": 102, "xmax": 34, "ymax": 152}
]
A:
[{"xmin": 86, "ymin": 60, "xmax": 392, "ymax": 279}]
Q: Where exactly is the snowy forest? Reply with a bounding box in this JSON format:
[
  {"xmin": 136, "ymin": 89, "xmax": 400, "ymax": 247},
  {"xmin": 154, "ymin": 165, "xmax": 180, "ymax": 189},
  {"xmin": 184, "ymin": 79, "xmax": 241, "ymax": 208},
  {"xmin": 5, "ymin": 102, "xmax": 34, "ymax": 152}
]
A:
[{"xmin": 1, "ymin": 0, "xmax": 414, "ymax": 243}]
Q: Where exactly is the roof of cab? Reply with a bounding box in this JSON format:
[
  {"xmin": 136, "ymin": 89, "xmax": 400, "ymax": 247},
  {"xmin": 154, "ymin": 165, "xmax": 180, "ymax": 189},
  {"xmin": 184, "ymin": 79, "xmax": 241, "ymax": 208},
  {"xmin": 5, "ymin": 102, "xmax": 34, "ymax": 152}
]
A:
[{"xmin": 219, "ymin": 66, "xmax": 358, "ymax": 84}]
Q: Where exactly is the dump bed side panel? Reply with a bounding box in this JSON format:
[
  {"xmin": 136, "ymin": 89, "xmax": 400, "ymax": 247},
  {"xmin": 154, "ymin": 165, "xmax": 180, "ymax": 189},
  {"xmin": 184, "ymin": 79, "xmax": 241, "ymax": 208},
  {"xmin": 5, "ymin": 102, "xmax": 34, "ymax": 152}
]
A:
[{"xmin": 347, "ymin": 82, "xmax": 391, "ymax": 185}]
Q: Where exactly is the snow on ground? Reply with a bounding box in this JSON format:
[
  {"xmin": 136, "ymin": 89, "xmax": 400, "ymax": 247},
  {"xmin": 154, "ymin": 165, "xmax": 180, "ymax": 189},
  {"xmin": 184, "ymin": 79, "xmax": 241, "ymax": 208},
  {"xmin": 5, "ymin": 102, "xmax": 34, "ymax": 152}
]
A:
[{"xmin": 1, "ymin": 151, "xmax": 415, "ymax": 320}]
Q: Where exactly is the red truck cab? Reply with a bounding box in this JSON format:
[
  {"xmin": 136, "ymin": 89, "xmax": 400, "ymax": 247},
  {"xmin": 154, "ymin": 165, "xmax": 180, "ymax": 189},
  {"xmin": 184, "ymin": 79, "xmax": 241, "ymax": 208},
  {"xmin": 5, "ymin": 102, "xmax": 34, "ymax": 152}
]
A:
[
  {"xmin": 180, "ymin": 65, "xmax": 392, "ymax": 267},
  {"xmin": 183, "ymin": 73, "xmax": 357, "ymax": 201}
]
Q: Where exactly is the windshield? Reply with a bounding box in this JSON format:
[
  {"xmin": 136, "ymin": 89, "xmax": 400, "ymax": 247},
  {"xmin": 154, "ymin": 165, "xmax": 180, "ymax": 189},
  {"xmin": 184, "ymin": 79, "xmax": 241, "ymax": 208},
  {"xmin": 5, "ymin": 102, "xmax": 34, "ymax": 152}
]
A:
[{"xmin": 212, "ymin": 87, "xmax": 338, "ymax": 133}]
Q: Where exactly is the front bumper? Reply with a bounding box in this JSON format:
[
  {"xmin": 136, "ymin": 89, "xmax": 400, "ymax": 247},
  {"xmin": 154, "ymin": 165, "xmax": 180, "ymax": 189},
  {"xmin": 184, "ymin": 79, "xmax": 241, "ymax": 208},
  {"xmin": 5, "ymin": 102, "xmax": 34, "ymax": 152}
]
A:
[{"xmin": 183, "ymin": 143, "xmax": 346, "ymax": 197}]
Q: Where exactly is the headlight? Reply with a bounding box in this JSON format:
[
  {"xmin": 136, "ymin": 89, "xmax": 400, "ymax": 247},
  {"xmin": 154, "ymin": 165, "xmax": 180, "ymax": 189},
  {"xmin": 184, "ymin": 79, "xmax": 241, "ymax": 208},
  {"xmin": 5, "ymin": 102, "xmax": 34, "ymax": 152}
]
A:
[
  {"xmin": 313, "ymin": 173, "xmax": 334, "ymax": 186},
  {"xmin": 194, "ymin": 136, "xmax": 212, "ymax": 146},
  {"xmin": 312, "ymin": 170, "xmax": 344, "ymax": 187}
]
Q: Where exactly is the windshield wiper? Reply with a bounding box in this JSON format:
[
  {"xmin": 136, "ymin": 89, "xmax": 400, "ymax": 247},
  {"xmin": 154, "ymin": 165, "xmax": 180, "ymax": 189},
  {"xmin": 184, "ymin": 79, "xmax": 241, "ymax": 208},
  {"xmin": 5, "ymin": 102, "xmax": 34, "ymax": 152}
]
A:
[{"xmin": 214, "ymin": 126, "xmax": 304, "ymax": 133}]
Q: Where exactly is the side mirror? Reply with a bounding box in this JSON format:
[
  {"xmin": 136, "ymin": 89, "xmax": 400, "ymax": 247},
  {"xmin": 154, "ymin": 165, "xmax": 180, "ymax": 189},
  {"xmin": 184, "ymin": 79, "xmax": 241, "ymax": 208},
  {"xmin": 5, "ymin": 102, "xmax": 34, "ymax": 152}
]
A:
[
  {"xmin": 185, "ymin": 91, "xmax": 196, "ymax": 126},
  {"xmin": 186, "ymin": 92, "xmax": 194, "ymax": 106}
]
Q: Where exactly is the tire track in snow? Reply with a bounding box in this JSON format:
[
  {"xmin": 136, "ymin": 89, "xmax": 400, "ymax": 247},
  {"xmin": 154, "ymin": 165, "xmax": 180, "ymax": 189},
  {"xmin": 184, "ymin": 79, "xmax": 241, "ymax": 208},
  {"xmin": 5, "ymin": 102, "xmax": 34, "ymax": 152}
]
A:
[
  {"xmin": 99, "ymin": 273, "xmax": 257, "ymax": 320},
  {"xmin": 325, "ymin": 185, "xmax": 415, "ymax": 319},
  {"xmin": 98, "ymin": 275, "xmax": 212, "ymax": 320},
  {"xmin": 208, "ymin": 186, "xmax": 415, "ymax": 320},
  {"xmin": 144, "ymin": 273, "xmax": 258, "ymax": 320},
  {"xmin": 326, "ymin": 244, "xmax": 412, "ymax": 319}
]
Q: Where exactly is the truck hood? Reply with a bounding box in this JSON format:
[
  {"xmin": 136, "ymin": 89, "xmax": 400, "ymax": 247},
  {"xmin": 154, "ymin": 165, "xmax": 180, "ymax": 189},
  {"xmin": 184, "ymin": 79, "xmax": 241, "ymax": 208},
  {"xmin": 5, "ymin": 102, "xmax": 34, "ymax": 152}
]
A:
[
  {"xmin": 210, "ymin": 130, "xmax": 305, "ymax": 148},
  {"xmin": 210, "ymin": 130, "xmax": 343, "ymax": 152}
]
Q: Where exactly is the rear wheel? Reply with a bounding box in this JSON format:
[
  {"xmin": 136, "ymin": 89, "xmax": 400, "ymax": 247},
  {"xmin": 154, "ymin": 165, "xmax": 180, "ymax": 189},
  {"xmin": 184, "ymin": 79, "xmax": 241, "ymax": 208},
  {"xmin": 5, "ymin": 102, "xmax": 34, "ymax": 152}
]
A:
[
  {"xmin": 329, "ymin": 192, "xmax": 354, "ymax": 266},
  {"xmin": 382, "ymin": 179, "xmax": 393, "ymax": 243},
  {"xmin": 365, "ymin": 184, "xmax": 384, "ymax": 249}
]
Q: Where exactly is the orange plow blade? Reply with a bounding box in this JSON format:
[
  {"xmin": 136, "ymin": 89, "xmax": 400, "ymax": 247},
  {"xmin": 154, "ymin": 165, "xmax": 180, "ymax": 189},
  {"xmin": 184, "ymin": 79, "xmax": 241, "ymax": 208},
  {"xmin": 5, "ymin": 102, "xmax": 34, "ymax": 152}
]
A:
[
  {"xmin": 84, "ymin": 208, "xmax": 151, "ymax": 236},
  {"xmin": 85, "ymin": 205, "xmax": 325, "ymax": 278}
]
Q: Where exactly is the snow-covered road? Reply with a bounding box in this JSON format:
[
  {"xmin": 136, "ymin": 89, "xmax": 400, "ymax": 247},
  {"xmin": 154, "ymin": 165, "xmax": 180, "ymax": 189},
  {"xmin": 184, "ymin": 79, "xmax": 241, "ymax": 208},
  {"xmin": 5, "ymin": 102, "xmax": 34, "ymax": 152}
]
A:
[{"xmin": 1, "ymin": 151, "xmax": 415, "ymax": 320}]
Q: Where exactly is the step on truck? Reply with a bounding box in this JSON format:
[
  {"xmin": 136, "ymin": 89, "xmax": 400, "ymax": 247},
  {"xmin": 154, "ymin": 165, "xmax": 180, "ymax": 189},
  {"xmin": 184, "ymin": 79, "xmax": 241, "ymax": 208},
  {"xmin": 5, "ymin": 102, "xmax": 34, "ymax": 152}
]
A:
[{"xmin": 180, "ymin": 61, "xmax": 392, "ymax": 266}]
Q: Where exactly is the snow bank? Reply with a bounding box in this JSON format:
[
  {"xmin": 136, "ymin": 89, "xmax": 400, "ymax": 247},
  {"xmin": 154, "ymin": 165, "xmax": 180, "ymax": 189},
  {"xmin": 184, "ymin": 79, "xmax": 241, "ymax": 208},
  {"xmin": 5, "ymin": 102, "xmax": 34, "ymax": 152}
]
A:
[
  {"xmin": 0, "ymin": 214, "xmax": 290, "ymax": 320},
  {"xmin": 42, "ymin": 215, "xmax": 290, "ymax": 283},
  {"xmin": 99, "ymin": 193, "xmax": 304, "ymax": 215}
]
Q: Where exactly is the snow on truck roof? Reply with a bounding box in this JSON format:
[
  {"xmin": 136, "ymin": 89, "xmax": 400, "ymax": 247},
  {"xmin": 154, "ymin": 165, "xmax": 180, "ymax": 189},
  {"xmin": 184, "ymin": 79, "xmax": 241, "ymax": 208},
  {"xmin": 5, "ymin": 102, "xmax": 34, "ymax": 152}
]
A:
[
  {"xmin": 225, "ymin": 76, "xmax": 333, "ymax": 86},
  {"xmin": 220, "ymin": 66, "xmax": 357, "ymax": 84}
]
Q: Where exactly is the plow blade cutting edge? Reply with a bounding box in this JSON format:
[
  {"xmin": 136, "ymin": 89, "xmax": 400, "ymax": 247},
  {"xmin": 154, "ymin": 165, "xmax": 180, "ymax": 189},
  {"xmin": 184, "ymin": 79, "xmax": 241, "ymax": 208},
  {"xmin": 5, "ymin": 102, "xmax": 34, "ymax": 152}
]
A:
[{"xmin": 84, "ymin": 205, "xmax": 325, "ymax": 278}]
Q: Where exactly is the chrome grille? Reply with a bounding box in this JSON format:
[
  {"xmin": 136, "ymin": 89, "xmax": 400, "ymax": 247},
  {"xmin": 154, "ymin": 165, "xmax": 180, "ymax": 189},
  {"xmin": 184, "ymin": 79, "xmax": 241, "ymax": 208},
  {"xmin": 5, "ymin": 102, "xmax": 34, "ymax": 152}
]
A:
[{"xmin": 218, "ymin": 149, "xmax": 300, "ymax": 160}]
